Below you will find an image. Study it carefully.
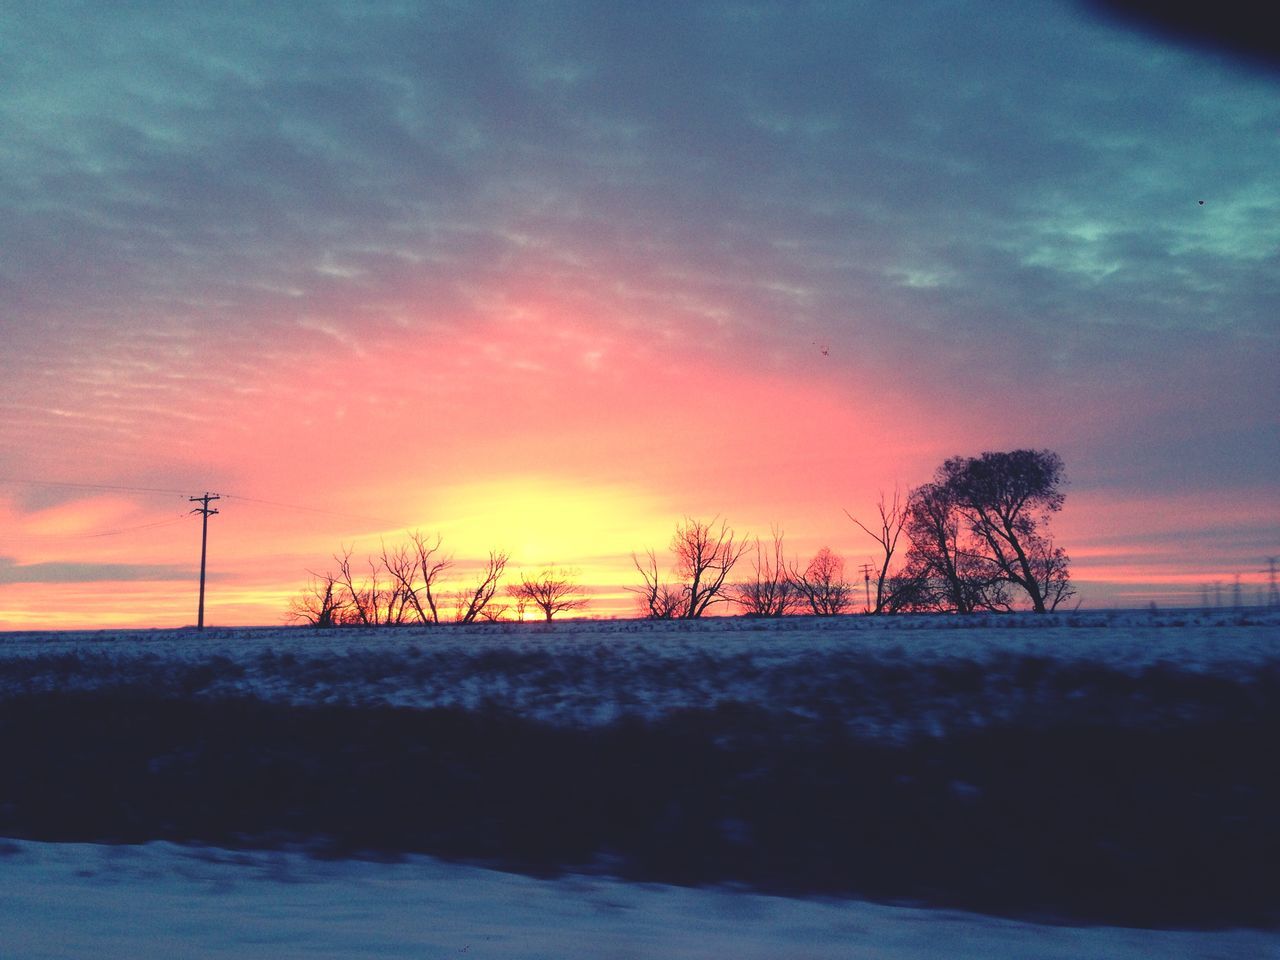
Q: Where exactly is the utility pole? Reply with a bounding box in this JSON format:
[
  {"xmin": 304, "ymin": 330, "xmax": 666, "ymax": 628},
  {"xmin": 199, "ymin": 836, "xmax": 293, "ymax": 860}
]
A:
[
  {"xmin": 189, "ymin": 493, "xmax": 220, "ymax": 630},
  {"xmin": 859, "ymin": 562, "xmax": 874, "ymax": 612}
]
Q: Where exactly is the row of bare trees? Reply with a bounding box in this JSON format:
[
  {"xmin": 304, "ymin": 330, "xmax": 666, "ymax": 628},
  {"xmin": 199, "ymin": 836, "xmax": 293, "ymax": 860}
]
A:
[
  {"xmin": 629, "ymin": 449, "xmax": 1073, "ymax": 619},
  {"xmin": 629, "ymin": 518, "xmax": 857, "ymax": 619},
  {"xmin": 289, "ymin": 449, "xmax": 1073, "ymax": 626},
  {"xmin": 288, "ymin": 531, "xmax": 587, "ymax": 627}
]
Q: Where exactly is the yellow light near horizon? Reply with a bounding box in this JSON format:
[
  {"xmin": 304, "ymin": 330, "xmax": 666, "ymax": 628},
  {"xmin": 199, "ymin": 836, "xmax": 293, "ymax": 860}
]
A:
[{"xmin": 430, "ymin": 475, "xmax": 673, "ymax": 583}]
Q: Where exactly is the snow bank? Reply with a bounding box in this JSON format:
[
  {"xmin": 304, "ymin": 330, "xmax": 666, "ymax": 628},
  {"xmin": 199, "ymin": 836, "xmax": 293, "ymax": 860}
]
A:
[{"xmin": 1, "ymin": 840, "xmax": 1275, "ymax": 960}]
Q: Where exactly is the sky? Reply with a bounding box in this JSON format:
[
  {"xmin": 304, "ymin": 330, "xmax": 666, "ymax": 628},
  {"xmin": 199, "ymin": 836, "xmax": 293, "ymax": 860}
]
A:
[{"xmin": 1, "ymin": 1, "xmax": 1277, "ymax": 628}]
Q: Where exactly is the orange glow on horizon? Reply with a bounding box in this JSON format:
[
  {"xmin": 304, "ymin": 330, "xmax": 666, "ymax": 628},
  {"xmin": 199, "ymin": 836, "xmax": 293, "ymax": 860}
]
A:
[{"xmin": 2, "ymin": 311, "xmax": 1276, "ymax": 630}]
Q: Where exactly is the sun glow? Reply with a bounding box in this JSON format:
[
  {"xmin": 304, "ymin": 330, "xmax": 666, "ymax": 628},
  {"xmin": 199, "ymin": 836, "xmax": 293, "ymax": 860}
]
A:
[{"xmin": 432, "ymin": 475, "xmax": 674, "ymax": 582}]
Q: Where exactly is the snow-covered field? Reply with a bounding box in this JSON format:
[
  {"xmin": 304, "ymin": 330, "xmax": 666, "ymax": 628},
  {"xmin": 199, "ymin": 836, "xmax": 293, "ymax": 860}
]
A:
[
  {"xmin": 1, "ymin": 609, "xmax": 1275, "ymax": 735},
  {"xmin": 1, "ymin": 611, "xmax": 1277, "ymax": 956},
  {"xmin": 4, "ymin": 608, "xmax": 1275, "ymax": 669}
]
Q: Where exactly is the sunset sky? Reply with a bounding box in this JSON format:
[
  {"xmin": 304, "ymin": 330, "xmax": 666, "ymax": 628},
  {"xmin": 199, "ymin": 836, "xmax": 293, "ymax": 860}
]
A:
[{"xmin": 2, "ymin": 1, "xmax": 1277, "ymax": 628}]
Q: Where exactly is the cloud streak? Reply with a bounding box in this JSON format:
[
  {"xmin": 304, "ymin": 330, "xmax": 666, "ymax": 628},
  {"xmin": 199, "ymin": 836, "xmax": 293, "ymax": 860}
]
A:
[{"xmin": 0, "ymin": 558, "xmax": 192, "ymax": 586}]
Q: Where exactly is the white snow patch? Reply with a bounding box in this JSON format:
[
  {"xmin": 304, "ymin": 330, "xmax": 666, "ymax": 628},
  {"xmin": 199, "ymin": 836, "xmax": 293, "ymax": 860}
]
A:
[{"xmin": 1, "ymin": 840, "xmax": 1275, "ymax": 959}]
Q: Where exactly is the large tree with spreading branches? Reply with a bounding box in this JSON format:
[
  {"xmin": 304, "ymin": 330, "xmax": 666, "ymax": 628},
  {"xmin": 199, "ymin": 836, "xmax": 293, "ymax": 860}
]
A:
[{"xmin": 902, "ymin": 449, "xmax": 1073, "ymax": 613}]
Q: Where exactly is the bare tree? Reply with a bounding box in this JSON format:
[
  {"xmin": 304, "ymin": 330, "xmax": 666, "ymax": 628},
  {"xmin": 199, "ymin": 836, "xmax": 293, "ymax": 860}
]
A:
[
  {"xmin": 791, "ymin": 547, "xmax": 853, "ymax": 616},
  {"xmin": 671, "ymin": 516, "xmax": 748, "ymax": 619},
  {"xmin": 508, "ymin": 568, "xmax": 589, "ymax": 621},
  {"xmin": 334, "ymin": 547, "xmax": 368, "ymax": 624},
  {"xmin": 880, "ymin": 566, "xmax": 933, "ymax": 614},
  {"xmin": 335, "ymin": 545, "xmax": 414, "ymax": 626},
  {"xmin": 380, "ymin": 542, "xmax": 421, "ymax": 620},
  {"xmin": 381, "ymin": 530, "xmax": 452, "ymax": 624},
  {"xmin": 1027, "ymin": 534, "xmax": 1076, "ymax": 612},
  {"xmin": 453, "ymin": 549, "xmax": 510, "ymax": 623},
  {"xmin": 732, "ymin": 526, "xmax": 800, "ymax": 617},
  {"xmin": 902, "ymin": 482, "xmax": 1007, "ymax": 613},
  {"xmin": 336, "ymin": 547, "xmax": 377, "ymax": 625},
  {"xmin": 629, "ymin": 548, "xmax": 687, "ymax": 619},
  {"xmin": 287, "ymin": 571, "xmax": 350, "ymax": 628},
  {"xmin": 478, "ymin": 601, "xmax": 510, "ymax": 623},
  {"xmin": 903, "ymin": 483, "xmax": 976, "ymax": 613},
  {"xmin": 939, "ymin": 449, "xmax": 1072, "ymax": 613},
  {"xmin": 847, "ymin": 487, "xmax": 908, "ymax": 614}
]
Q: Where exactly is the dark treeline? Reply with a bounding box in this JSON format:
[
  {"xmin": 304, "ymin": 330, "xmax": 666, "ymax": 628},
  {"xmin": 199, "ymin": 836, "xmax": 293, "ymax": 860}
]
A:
[
  {"xmin": 633, "ymin": 448, "xmax": 1074, "ymax": 618},
  {"xmin": 289, "ymin": 448, "xmax": 1073, "ymax": 625}
]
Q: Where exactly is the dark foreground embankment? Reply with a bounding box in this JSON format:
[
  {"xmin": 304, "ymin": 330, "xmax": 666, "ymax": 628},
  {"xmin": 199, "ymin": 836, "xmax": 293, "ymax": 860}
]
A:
[{"xmin": 1, "ymin": 683, "xmax": 1277, "ymax": 929}]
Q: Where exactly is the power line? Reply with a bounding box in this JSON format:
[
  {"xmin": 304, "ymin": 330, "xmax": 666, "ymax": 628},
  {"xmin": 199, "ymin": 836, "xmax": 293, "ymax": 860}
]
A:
[
  {"xmin": 0, "ymin": 477, "xmax": 189, "ymax": 497},
  {"xmin": 84, "ymin": 515, "xmax": 192, "ymax": 537},
  {"xmin": 0, "ymin": 513, "xmax": 193, "ymax": 542},
  {"xmin": 220, "ymin": 494, "xmax": 409, "ymax": 529},
  {"xmin": 0, "ymin": 477, "xmax": 411, "ymax": 529}
]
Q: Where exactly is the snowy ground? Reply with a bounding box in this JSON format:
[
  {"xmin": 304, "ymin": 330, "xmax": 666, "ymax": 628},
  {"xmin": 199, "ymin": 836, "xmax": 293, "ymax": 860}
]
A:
[
  {"xmin": 1, "ymin": 609, "xmax": 1276, "ymax": 736},
  {"xmin": 1, "ymin": 611, "xmax": 1277, "ymax": 955},
  {"xmin": 2, "ymin": 839, "xmax": 1277, "ymax": 960}
]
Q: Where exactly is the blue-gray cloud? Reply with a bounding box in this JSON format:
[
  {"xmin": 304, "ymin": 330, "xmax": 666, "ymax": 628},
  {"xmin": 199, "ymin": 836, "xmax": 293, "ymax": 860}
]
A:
[
  {"xmin": 1, "ymin": 0, "xmax": 1276, "ymax": 495},
  {"xmin": 0, "ymin": 557, "xmax": 192, "ymax": 585}
]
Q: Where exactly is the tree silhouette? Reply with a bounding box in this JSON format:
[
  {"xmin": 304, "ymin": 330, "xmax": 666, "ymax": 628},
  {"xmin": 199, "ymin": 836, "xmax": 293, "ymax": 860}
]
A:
[
  {"xmin": 791, "ymin": 547, "xmax": 854, "ymax": 615},
  {"xmin": 732, "ymin": 527, "xmax": 800, "ymax": 617},
  {"xmin": 335, "ymin": 545, "xmax": 412, "ymax": 625},
  {"xmin": 287, "ymin": 571, "xmax": 350, "ymax": 628},
  {"xmin": 940, "ymin": 449, "xmax": 1073, "ymax": 613},
  {"xmin": 847, "ymin": 487, "xmax": 908, "ymax": 614},
  {"xmin": 900, "ymin": 450, "xmax": 1073, "ymax": 613},
  {"xmin": 630, "ymin": 548, "xmax": 688, "ymax": 619},
  {"xmin": 508, "ymin": 568, "xmax": 589, "ymax": 621},
  {"xmin": 381, "ymin": 531, "xmax": 452, "ymax": 624},
  {"xmin": 632, "ymin": 517, "xmax": 747, "ymax": 619},
  {"xmin": 901, "ymin": 482, "xmax": 1003, "ymax": 613},
  {"xmin": 453, "ymin": 549, "xmax": 510, "ymax": 623},
  {"xmin": 671, "ymin": 516, "xmax": 748, "ymax": 619}
]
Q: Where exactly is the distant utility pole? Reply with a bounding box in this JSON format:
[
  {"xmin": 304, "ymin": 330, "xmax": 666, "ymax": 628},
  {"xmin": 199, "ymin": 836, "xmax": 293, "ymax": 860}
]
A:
[
  {"xmin": 859, "ymin": 562, "xmax": 874, "ymax": 612},
  {"xmin": 189, "ymin": 493, "xmax": 220, "ymax": 630}
]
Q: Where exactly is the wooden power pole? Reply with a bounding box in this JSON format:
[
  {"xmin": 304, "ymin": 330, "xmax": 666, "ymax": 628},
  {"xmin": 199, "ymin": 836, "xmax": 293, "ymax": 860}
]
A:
[
  {"xmin": 189, "ymin": 493, "xmax": 220, "ymax": 630},
  {"xmin": 859, "ymin": 562, "xmax": 874, "ymax": 612}
]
